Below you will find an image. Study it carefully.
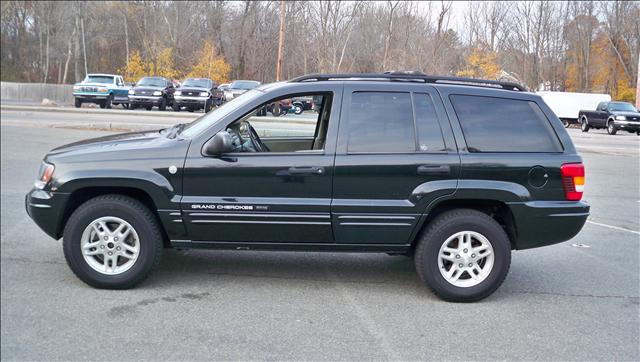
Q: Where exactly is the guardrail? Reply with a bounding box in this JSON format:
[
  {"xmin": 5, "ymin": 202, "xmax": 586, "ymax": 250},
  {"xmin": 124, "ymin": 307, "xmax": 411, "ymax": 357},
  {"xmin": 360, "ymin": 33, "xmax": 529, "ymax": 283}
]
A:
[{"xmin": 1, "ymin": 81, "xmax": 75, "ymax": 104}]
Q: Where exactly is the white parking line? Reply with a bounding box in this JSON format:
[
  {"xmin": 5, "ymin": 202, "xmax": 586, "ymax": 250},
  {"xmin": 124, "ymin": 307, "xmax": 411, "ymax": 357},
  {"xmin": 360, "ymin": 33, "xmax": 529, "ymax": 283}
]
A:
[{"xmin": 586, "ymin": 220, "xmax": 640, "ymax": 235}]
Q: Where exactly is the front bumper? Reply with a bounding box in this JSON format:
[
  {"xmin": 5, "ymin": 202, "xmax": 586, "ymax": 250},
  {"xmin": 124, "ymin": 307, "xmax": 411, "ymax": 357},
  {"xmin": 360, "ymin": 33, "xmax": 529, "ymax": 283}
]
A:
[
  {"xmin": 73, "ymin": 92, "xmax": 109, "ymax": 100},
  {"xmin": 129, "ymin": 95, "xmax": 163, "ymax": 106},
  {"xmin": 613, "ymin": 120, "xmax": 640, "ymax": 131},
  {"xmin": 175, "ymin": 96, "xmax": 208, "ymax": 107},
  {"xmin": 25, "ymin": 188, "xmax": 70, "ymax": 240},
  {"xmin": 507, "ymin": 201, "xmax": 590, "ymax": 250}
]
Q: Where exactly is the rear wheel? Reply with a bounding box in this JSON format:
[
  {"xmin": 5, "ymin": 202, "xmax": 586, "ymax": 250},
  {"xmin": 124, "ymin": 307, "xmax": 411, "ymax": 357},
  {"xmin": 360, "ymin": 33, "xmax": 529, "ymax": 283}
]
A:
[
  {"xmin": 145, "ymin": 106, "xmax": 152, "ymax": 111},
  {"xmin": 293, "ymin": 103, "xmax": 303, "ymax": 115},
  {"xmin": 62, "ymin": 195, "xmax": 163, "ymax": 289},
  {"xmin": 607, "ymin": 120, "xmax": 617, "ymax": 135},
  {"xmin": 561, "ymin": 118, "xmax": 570, "ymax": 128},
  {"xmin": 581, "ymin": 117, "xmax": 590, "ymax": 132},
  {"xmin": 74, "ymin": 98, "xmax": 82, "ymax": 108},
  {"xmin": 414, "ymin": 209, "xmax": 511, "ymax": 302}
]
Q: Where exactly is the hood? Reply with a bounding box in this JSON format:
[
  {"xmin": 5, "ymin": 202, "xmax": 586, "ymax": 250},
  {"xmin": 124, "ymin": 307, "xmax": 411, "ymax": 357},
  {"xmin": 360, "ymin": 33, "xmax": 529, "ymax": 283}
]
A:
[
  {"xmin": 75, "ymin": 82, "xmax": 111, "ymax": 87},
  {"xmin": 178, "ymin": 86, "xmax": 210, "ymax": 93},
  {"xmin": 48, "ymin": 130, "xmax": 166, "ymax": 157},
  {"xmin": 610, "ymin": 110, "xmax": 640, "ymax": 118},
  {"xmin": 132, "ymin": 86, "xmax": 164, "ymax": 91}
]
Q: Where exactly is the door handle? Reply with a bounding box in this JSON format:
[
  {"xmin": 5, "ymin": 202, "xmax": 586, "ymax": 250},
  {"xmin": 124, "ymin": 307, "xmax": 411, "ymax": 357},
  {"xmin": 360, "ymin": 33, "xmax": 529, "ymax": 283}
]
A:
[
  {"xmin": 417, "ymin": 164, "xmax": 450, "ymax": 175},
  {"xmin": 288, "ymin": 166, "xmax": 325, "ymax": 175}
]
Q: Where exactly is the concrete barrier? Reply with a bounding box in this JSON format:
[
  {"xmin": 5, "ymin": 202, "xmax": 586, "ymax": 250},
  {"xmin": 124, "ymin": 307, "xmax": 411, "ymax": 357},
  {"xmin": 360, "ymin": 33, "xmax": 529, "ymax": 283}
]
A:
[{"xmin": 1, "ymin": 82, "xmax": 75, "ymax": 105}]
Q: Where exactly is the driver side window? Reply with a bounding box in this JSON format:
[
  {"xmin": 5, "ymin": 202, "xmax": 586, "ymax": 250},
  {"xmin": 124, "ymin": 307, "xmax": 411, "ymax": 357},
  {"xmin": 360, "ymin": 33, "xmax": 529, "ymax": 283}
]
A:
[{"xmin": 225, "ymin": 93, "xmax": 331, "ymax": 153}]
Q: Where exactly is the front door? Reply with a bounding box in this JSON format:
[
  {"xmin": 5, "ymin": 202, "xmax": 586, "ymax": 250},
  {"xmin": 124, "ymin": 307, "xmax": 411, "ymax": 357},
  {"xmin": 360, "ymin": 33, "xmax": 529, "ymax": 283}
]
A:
[
  {"xmin": 181, "ymin": 90, "xmax": 341, "ymax": 244},
  {"xmin": 331, "ymin": 83, "xmax": 460, "ymax": 244}
]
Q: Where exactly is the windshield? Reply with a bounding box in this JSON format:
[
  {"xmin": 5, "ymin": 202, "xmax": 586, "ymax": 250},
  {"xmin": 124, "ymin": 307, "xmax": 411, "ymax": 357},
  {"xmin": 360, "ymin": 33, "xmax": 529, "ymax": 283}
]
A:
[
  {"xmin": 183, "ymin": 78, "xmax": 212, "ymax": 88},
  {"xmin": 609, "ymin": 102, "xmax": 637, "ymax": 112},
  {"xmin": 229, "ymin": 80, "xmax": 260, "ymax": 90},
  {"xmin": 137, "ymin": 78, "xmax": 165, "ymax": 87},
  {"xmin": 180, "ymin": 89, "xmax": 263, "ymax": 138},
  {"xmin": 85, "ymin": 76, "xmax": 114, "ymax": 84}
]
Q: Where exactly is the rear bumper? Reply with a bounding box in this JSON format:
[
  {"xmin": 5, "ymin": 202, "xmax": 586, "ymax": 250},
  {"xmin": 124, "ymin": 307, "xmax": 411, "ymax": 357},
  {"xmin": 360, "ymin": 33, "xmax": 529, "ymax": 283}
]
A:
[
  {"xmin": 25, "ymin": 188, "xmax": 70, "ymax": 240},
  {"xmin": 507, "ymin": 201, "xmax": 590, "ymax": 250}
]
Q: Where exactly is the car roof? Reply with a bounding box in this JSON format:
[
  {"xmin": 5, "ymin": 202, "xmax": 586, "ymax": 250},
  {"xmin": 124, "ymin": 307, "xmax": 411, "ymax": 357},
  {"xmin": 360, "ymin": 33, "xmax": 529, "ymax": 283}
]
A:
[{"xmin": 87, "ymin": 74, "xmax": 118, "ymax": 77}]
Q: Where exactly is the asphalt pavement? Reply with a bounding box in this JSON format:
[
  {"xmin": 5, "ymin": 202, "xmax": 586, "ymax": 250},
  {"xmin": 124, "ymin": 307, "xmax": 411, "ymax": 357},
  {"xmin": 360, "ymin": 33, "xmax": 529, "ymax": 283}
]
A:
[{"xmin": 0, "ymin": 116, "xmax": 639, "ymax": 360}]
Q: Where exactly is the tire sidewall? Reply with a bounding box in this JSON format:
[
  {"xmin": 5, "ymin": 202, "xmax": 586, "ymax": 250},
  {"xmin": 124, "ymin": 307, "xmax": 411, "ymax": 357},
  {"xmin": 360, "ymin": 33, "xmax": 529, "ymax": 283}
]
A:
[
  {"xmin": 419, "ymin": 214, "xmax": 511, "ymax": 301},
  {"xmin": 63, "ymin": 199, "xmax": 159, "ymax": 288}
]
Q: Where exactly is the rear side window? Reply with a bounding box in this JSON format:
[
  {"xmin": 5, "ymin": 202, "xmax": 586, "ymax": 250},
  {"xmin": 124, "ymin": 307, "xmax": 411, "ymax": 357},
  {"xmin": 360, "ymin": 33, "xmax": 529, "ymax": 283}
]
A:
[
  {"xmin": 348, "ymin": 92, "xmax": 415, "ymax": 153},
  {"xmin": 450, "ymin": 95, "xmax": 562, "ymax": 152},
  {"xmin": 414, "ymin": 93, "xmax": 446, "ymax": 152}
]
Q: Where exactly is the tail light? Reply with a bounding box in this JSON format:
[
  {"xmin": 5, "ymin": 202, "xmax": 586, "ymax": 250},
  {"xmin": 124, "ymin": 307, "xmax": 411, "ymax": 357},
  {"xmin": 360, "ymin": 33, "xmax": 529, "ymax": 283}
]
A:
[{"xmin": 560, "ymin": 163, "xmax": 584, "ymax": 201}]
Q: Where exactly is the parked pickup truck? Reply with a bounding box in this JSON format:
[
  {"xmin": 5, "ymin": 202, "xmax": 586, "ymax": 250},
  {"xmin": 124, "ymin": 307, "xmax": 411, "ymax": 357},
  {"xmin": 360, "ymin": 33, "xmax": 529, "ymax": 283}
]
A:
[
  {"xmin": 578, "ymin": 101, "xmax": 640, "ymax": 135},
  {"xmin": 73, "ymin": 74, "xmax": 130, "ymax": 109}
]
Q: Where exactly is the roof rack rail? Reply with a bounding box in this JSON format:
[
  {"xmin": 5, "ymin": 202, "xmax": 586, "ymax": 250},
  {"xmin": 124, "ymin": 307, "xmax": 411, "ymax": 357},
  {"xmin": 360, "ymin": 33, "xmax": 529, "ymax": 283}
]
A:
[{"xmin": 289, "ymin": 72, "xmax": 527, "ymax": 91}]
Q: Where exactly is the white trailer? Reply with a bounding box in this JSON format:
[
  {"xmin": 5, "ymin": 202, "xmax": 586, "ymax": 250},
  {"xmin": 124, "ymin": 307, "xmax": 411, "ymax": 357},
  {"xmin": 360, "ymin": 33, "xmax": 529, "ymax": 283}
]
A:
[{"xmin": 537, "ymin": 91, "xmax": 611, "ymax": 127}]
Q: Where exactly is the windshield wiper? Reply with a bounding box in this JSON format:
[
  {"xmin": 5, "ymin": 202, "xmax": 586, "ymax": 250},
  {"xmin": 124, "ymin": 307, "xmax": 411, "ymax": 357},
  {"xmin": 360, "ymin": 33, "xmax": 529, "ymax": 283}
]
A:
[{"xmin": 166, "ymin": 123, "xmax": 186, "ymax": 139}]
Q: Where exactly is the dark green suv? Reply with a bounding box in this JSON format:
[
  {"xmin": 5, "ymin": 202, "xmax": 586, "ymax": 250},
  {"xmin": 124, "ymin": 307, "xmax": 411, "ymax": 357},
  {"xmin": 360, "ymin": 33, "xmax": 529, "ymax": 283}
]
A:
[{"xmin": 25, "ymin": 73, "xmax": 589, "ymax": 302}]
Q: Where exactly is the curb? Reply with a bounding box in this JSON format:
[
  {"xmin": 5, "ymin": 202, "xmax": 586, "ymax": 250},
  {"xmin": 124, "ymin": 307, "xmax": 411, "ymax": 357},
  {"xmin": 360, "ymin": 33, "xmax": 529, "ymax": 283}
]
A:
[{"xmin": 0, "ymin": 104, "xmax": 198, "ymax": 118}]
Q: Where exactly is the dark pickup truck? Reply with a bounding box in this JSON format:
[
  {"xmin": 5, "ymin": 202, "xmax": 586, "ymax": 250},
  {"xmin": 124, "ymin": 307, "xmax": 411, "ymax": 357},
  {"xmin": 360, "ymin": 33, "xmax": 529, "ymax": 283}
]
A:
[{"xmin": 579, "ymin": 101, "xmax": 640, "ymax": 135}]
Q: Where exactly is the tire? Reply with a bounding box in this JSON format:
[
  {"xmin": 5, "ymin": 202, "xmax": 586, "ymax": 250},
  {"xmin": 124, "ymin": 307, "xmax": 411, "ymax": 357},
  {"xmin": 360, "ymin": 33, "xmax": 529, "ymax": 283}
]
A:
[
  {"xmin": 172, "ymin": 103, "xmax": 181, "ymax": 112},
  {"xmin": 204, "ymin": 99, "xmax": 212, "ymax": 113},
  {"xmin": 145, "ymin": 106, "xmax": 153, "ymax": 111},
  {"xmin": 580, "ymin": 117, "xmax": 590, "ymax": 132},
  {"xmin": 99, "ymin": 100, "xmax": 106, "ymax": 109},
  {"xmin": 607, "ymin": 120, "xmax": 617, "ymax": 135},
  {"xmin": 74, "ymin": 98, "xmax": 82, "ymax": 108},
  {"xmin": 561, "ymin": 118, "xmax": 569, "ymax": 128},
  {"xmin": 271, "ymin": 103, "xmax": 282, "ymax": 117},
  {"xmin": 188, "ymin": 108, "xmax": 194, "ymax": 113},
  {"xmin": 104, "ymin": 95, "xmax": 113, "ymax": 109},
  {"xmin": 122, "ymin": 103, "xmax": 129, "ymax": 109},
  {"xmin": 62, "ymin": 195, "xmax": 163, "ymax": 289},
  {"xmin": 159, "ymin": 98, "xmax": 167, "ymax": 111},
  {"xmin": 637, "ymin": 131, "xmax": 639, "ymax": 136},
  {"xmin": 414, "ymin": 209, "xmax": 511, "ymax": 302},
  {"xmin": 293, "ymin": 103, "xmax": 303, "ymax": 115},
  {"xmin": 130, "ymin": 103, "xmax": 138, "ymax": 110}
]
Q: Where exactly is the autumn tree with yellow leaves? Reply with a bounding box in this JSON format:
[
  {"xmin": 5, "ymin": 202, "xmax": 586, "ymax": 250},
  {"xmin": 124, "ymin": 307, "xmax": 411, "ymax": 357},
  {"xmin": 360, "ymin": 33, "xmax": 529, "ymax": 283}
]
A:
[
  {"xmin": 187, "ymin": 42, "xmax": 231, "ymax": 84},
  {"xmin": 457, "ymin": 48, "xmax": 501, "ymax": 80}
]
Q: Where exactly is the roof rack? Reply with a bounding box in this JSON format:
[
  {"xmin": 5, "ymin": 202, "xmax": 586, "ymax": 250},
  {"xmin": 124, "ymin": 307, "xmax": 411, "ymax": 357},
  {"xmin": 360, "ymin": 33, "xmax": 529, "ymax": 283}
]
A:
[{"xmin": 289, "ymin": 71, "xmax": 527, "ymax": 91}]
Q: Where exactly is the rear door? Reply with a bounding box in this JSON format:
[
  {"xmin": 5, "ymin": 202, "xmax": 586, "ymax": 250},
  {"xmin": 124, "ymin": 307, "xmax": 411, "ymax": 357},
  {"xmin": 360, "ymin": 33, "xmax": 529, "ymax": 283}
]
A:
[{"xmin": 331, "ymin": 82, "xmax": 460, "ymax": 244}]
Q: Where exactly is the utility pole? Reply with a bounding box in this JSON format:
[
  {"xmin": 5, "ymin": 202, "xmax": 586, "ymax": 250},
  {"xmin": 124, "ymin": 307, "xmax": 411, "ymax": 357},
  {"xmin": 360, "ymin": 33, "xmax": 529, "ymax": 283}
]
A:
[
  {"xmin": 636, "ymin": 50, "xmax": 639, "ymax": 109},
  {"xmin": 276, "ymin": 0, "xmax": 285, "ymax": 81}
]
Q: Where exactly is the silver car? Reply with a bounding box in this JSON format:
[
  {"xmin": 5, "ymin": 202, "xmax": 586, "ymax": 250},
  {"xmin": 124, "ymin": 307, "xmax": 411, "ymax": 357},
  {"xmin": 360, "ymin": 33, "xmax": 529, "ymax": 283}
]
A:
[{"xmin": 224, "ymin": 80, "xmax": 261, "ymax": 101}]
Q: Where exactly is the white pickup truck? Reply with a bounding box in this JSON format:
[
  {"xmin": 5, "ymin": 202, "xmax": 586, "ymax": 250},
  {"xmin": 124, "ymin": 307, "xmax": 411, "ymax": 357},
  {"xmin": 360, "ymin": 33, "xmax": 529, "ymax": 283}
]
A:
[{"xmin": 72, "ymin": 74, "xmax": 130, "ymax": 109}]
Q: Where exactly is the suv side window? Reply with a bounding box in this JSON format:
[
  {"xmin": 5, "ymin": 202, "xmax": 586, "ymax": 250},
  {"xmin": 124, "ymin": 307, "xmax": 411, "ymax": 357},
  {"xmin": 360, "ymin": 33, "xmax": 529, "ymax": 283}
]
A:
[
  {"xmin": 414, "ymin": 93, "xmax": 446, "ymax": 152},
  {"xmin": 450, "ymin": 95, "xmax": 562, "ymax": 153},
  {"xmin": 348, "ymin": 92, "xmax": 415, "ymax": 153}
]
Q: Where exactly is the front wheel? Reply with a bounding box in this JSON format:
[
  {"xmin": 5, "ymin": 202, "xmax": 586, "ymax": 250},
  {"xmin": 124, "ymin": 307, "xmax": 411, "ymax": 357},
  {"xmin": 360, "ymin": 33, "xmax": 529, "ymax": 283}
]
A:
[
  {"xmin": 62, "ymin": 195, "xmax": 163, "ymax": 289},
  {"xmin": 204, "ymin": 99, "xmax": 212, "ymax": 113},
  {"xmin": 172, "ymin": 103, "xmax": 181, "ymax": 112},
  {"xmin": 414, "ymin": 209, "xmax": 511, "ymax": 302},
  {"xmin": 561, "ymin": 118, "xmax": 570, "ymax": 128},
  {"xmin": 104, "ymin": 95, "xmax": 112, "ymax": 109},
  {"xmin": 74, "ymin": 98, "xmax": 82, "ymax": 108},
  {"xmin": 581, "ymin": 117, "xmax": 590, "ymax": 132},
  {"xmin": 607, "ymin": 120, "xmax": 617, "ymax": 135}
]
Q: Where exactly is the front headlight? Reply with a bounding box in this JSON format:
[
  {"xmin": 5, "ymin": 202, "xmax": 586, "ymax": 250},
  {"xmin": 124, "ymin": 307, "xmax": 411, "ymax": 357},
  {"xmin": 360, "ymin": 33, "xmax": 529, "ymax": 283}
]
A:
[
  {"xmin": 73, "ymin": 85, "xmax": 81, "ymax": 91},
  {"xmin": 128, "ymin": 89, "xmax": 135, "ymax": 95},
  {"xmin": 175, "ymin": 91, "xmax": 182, "ymax": 96},
  {"xmin": 35, "ymin": 161, "xmax": 55, "ymax": 189},
  {"xmin": 153, "ymin": 91, "xmax": 162, "ymax": 96},
  {"xmin": 615, "ymin": 115, "xmax": 627, "ymax": 121},
  {"xmin": 97, "ymin": 87, "xmax": 108, "ymax": 93},
  {"xmin": 200, "ymin": 91, "xmax": 209, "ymax": 97}
]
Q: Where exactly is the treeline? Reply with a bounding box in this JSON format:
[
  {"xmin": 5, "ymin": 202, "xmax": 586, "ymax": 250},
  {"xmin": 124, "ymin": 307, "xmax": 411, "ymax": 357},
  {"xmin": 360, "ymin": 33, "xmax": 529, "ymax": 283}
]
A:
[{"xmin": 1, "ymin": 1, "xmax": 638, "ymax": 102}]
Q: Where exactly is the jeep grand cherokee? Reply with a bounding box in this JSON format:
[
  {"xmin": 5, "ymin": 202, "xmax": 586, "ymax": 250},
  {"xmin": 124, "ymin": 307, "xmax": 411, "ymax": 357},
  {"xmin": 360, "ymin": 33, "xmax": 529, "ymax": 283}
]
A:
[{"xmin": 26, "ymin": 72, "xmax": 589, "ymax": 302}]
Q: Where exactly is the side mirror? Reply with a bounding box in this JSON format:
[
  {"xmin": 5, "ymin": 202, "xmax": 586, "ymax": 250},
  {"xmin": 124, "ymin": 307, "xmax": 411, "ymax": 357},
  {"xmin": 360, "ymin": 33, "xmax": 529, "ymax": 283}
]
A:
[{"xmin": 203, "ymin": 131, "xmax": 234, "ymax": 156}]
